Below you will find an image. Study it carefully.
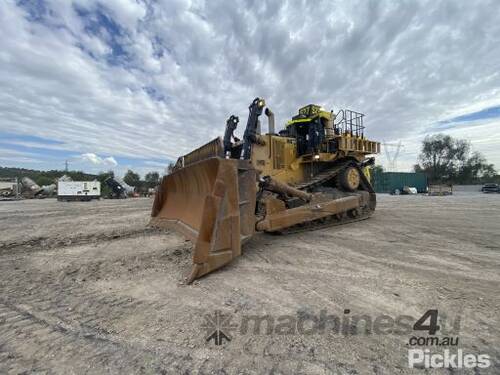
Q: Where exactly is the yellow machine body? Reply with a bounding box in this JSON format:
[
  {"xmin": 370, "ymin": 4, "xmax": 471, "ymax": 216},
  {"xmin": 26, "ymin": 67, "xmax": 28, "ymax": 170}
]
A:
[
  {"xmin": 250, "ymin": 133, "xmax": 380, "ymax": 185},
  {"xmin": 151, "ymin": 101, "xmax": 380, "ymax": 282}
]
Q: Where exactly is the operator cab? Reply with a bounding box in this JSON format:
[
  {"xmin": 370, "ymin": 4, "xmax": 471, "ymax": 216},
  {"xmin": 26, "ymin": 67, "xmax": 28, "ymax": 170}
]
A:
[{"xmin": 281, "ymin": 104, "xmax": 370, "ymax": 157}]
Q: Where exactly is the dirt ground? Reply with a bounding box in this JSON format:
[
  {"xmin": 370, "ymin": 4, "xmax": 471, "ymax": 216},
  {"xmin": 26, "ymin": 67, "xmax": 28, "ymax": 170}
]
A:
[{"xmin": 0, "ymin": 194, "xmax": 499, "ymax": 374}]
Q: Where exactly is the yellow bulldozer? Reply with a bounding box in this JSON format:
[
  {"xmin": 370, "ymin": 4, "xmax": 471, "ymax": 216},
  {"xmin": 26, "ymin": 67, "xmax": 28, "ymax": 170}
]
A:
[{"xmin": 151, "ymin": 98, "xmax": 380, "ymax": 282}]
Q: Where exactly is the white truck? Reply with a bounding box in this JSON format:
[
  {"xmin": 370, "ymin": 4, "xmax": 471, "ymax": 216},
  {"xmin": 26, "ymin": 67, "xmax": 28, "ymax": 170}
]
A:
[{"xmin": 57, "ymin": 181, "xmax": 101, "ymax": 201}]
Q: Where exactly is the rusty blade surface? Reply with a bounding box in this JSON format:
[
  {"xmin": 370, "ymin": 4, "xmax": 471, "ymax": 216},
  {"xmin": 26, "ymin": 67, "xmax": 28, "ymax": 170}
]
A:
[{"xmin": 150, "ymin": 158, "xmax": 256, "ymax": 282}]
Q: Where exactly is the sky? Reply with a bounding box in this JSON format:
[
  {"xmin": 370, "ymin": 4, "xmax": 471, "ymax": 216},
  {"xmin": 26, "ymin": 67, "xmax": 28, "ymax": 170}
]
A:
[{"xmin": 1, "ymin": 0, "xmax": 500, "ymax": 177}]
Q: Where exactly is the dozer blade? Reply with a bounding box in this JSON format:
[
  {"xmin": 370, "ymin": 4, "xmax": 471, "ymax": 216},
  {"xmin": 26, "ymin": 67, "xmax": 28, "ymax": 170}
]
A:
[{"xmin": 150, "ymin": 158, "xmax": 257, "ymax": 283}]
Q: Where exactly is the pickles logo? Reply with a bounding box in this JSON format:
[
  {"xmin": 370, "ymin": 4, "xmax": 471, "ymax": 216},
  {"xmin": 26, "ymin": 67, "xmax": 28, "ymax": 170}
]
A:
[
  {"xmin": 407, "ymin": 310, "xmax": 490, "ymax": 369},
  {"xmin": 408, "ymin": 349, "xmax": 490, "ymax": 369},
  {"xmin": 202, "ymin": 310, "xmax": 237, "ymax": 346}
]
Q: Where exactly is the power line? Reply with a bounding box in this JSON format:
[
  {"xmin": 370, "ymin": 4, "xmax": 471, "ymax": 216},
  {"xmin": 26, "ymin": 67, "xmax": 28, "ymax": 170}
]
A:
[{"xmin": 383, "ymin": 140, "xmax": 404, "ymax": 171}]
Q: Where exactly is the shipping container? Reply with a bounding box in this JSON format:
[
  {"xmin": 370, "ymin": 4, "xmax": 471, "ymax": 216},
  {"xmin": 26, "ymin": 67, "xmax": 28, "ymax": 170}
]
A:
[
  {"xmin": 371, "ymin": 171, "xmax": 427, "ymax": 194},
  {"xmin": 57, "ymin": 181, "xmax": 101, "ymax": 201}
]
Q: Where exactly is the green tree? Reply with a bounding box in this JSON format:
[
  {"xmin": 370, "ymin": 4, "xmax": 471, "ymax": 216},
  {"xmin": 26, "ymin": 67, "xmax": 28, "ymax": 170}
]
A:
[
  {"xmin": 144, "ymin": 171, "xmax": 160, "ymax": 188},
  {"xmin": 457, "ymin": 152, "xmax": 496, "ymax": 183},
  {"xmin": 417, "ymin": 134, "xmax": 462, "ymax": 181},
  {"xmin": 35, "ymin": 176, "xmax": 54, "ymax": 186},
  {"xmin": 96, "ymin": 170, "xmax": 114, "ymax": 183},
  {"xmin": 123, "ymin": 169, "xmax": 140, "ymax": 187},
  {"xmin": 416, "ymin": 134, "xmax": 496, "ymax": 183}
]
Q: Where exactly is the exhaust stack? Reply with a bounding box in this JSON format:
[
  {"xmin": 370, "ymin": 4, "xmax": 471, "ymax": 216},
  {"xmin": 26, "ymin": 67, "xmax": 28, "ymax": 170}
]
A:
[{"xmin": 265, "ymin": 108, "xmax": 275, "ymax": 134}]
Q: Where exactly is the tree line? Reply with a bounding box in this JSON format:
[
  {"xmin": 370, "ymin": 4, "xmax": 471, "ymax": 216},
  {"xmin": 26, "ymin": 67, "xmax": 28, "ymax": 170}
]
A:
[
  {"xmin": 413, "ymin": 134, "xmax": 498, "ymax": 184},
  {"xmin": 0, "ymin": 167, "xmax": 98, "ymax": 186},
  {"xmin": 0, "ymin": 166, "xmax": 163, "ymax": 193},
  {"xmin": 122, "ymin": 170, "xmax": 160, "ymax": 190},
  {"xmin": 92, "ymin": 170, "xmax": 160, "ymax": 196}
]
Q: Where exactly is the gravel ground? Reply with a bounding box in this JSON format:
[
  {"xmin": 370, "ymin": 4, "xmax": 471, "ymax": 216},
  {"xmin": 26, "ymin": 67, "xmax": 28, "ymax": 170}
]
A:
[{"xmin": 0, "ymin": 194, "xmax": 499, "ymax": 374}]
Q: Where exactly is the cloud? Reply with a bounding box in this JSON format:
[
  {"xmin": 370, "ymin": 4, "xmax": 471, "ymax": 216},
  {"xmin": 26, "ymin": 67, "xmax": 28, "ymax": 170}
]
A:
[
  {"xmin": 78, "ymin": 153, "xmax": 118, "ymax": 166},
  {"xmin": 0, "ymin": 147, "xmax": 43, "ymax": 164},
  {"xmin": 0, "ymin": 0, "xmax": 500, "ymax": 173}
]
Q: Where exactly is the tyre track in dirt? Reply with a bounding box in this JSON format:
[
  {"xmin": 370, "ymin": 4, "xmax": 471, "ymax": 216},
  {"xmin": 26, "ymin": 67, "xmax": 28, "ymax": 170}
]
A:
[
  {"xmin": 0, "ymin": 235, "xmax": 201, "ymax": 374},
  {"xmin": 0, "ymin": 279, "xmax": 360, "ymax": 374},
  {"xmin": 0, "ymin": 227, "xmax": 161, "ymax": 254},
  {"xmin": 0, "ymin": 296, "xmax": 198, "ymax": 374}
]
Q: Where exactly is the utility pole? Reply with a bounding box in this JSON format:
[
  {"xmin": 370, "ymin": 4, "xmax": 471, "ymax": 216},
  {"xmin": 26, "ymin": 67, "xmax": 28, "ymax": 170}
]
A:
[{"xmin": 65, "ymin": 160, "xmax": 69, "ymax": 172}]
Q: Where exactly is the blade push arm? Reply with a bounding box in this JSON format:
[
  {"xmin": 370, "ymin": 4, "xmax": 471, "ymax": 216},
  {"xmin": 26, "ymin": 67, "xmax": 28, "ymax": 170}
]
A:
[
  {"xmin": 223, "ymin": 115, "xmax": 239, "ymax": 156},
  {"xmin": 241, "ymin": 97, "xmax": 265, "ymax": 160}
]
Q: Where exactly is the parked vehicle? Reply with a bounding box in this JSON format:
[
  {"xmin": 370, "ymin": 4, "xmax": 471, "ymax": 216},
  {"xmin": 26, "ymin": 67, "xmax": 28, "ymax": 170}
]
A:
[
  {"xmin": 104, "ymin": 177, "xmax": 127, "ymax": 199},
  {"xmin": 481, "ymin": 183, "xmax": 499, "ymax": 193}
]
